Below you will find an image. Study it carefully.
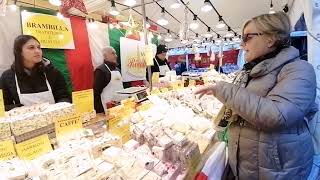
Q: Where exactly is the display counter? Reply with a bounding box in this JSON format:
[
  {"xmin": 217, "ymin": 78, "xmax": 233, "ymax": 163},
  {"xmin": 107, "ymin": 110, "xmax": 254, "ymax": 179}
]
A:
[{"xmin": 0, "ymin": 71, "xmax": 232, "ymax": 179}]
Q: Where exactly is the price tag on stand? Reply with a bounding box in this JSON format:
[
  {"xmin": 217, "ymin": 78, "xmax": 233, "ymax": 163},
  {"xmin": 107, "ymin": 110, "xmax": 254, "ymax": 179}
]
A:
[
  {"xmin": 107, "ymin": 105, "xmax": 131, "ymax": 144},
  {"xmin": 107, "ymin": 105, "xmax": 125, "ymax": 130},
  {"xmin": 55, "ymin": 114, "xmax": 83, "ymax": 141},
  {"xmin": 0, "ymin": 90, "xmax": 5, "ymax": 117},
  {"xmin": 72, "ymin": 89, "xmax": 94, "ymax": 114},
  {"xmin": 203, "ymin": 77, "xmax": 209, "ymax": 85},
  {"xmin": 160, "ymin": 88, "xmax": 169, "ymax": 93},
  {"xmin": 152, "ymin": 72, "xmax": 160, "ymax": 85},
  {"xmin": 177, "ymin": 80, "xmax": 184, "ymax": 89},
  {"xmin": 108, "ymin": 115, "xmax": 122, "ymax": 130},
  {"xmin": 189, "ymin": 80, "xmax": 196, "ymax": 87},
  {"xmin": 121, "ymin": 98, "xmax": 136, "ymax": 109},
  {"xmin": 15, "ymin": 134, "xmax": 52, "ymax": 160},
  {"xmin": 137, "ymin": 102, "xmax": 153, "ymax": 112},
  {"xmin": 109, "ymin": 123, "xmax": 131, "ymax": 144},
  {"xmin": 0, "ymin": 139, "xmax": 16, "ymax": 160},
  {"xmin": 172, "ymin": 83, "xmax": 177, "ymax": 90},
  {"xmin": 150, "ymin": 88, "xmax": 161, "ymax": 95}
]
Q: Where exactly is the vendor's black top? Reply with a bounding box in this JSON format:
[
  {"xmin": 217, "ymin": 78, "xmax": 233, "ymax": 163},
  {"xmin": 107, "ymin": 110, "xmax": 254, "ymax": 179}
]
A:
[
  {"xmin": 0, "ymin": 59, "xmax": 71, "ymax": 111},
  {"xmin": 148, "ymin": 56, "xmax": 171, "ymax": 80},
  {"xmin": 93, "ymin": 61, "xmax": 120, "ymax": 113}
]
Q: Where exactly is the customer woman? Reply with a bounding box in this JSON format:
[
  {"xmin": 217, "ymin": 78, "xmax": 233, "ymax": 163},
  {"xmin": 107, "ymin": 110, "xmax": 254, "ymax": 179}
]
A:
[
  {"xmin": 196, "ymin": 12, "xmax": 317, "ymax": 179},
  {"xmin": 0, "ymin": 35, "xmax": 71, "ymax": 111}
]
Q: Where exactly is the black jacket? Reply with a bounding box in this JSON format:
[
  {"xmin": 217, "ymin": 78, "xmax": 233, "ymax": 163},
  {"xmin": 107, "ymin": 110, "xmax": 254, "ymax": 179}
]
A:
[
  {"xmin": 93, "ymin": 61, "xmax": 120, "ymax": 113},
  {"xmin": 0, "ymin": 60, "xmax": 71, "ymax": 111}
]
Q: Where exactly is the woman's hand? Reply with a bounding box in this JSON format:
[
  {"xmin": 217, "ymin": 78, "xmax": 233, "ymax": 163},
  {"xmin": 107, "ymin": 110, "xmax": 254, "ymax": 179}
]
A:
[{"xmin": 194, "ymin": 84, "xmax": 217, "ymax": 99}]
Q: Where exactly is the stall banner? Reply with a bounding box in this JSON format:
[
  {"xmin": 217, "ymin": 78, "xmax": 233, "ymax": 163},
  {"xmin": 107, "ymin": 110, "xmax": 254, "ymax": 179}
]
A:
[
  {"xmin": 120, "ymin": 37, "xmax": 147, "ymax": 82},
  {"xmin": 21, "ymin": 12, "xmax": 75, "ymax": 49},
  {"xmin": 120, "ymin": 37, "xmax": 157, "ymax": 82}
]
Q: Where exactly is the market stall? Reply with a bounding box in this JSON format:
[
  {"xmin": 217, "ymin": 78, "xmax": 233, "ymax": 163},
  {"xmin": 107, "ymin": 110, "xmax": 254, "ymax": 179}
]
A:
[
  {"xmin": 0, "ymin": 69, "xmax": 231, "ymax": 179},
  {"xmin": 0, "ymin": 0, "xmax": 315, "ymax": 179}
]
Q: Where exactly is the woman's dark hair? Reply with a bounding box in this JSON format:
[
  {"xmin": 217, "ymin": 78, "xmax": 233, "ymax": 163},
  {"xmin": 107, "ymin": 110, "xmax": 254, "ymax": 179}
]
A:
[{"xmin": 13, "ymin": 35, "xmax": 43, "ymax": 74}]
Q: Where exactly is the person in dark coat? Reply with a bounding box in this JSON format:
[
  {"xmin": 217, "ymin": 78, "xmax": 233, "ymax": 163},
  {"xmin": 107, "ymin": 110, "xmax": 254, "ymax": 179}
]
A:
[
  {"xmin": 148, "ymin": 44, "xmax": 171, "ymax": 80},
  {"xmin": 0, "ymin": 35, "xmax": 70, "ymax": 111},
  {"xmin": 175, "ymin": 55, "xmax": 187, "ymax": 75},
  {"xmin": 93, "ymin": 46, "xmax": 123, "ymax": 113}
]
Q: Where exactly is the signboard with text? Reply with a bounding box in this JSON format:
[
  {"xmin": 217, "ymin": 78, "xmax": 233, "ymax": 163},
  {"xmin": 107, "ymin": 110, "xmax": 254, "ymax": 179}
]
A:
[
  {"xmin": 120, "ymin": 37, "xmax": 156, "ymax": 82},
  {"xmin": 72, "ymin": 89, "xmax": 94, "ymax": 114},
  {"xmin": 15, "ymin": 134, "xmax": 52, "ymax": 160},
  {"xmin": 55, "ymin": 114, "xmax": 82, "ymax": 141},
  {"xmin": 21, "ymin": 12, "xmax": 75, "ymax": 49}
]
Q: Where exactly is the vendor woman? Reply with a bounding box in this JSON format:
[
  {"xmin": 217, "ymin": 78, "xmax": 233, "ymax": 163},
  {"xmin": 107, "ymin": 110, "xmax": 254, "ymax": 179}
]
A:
[{"xmin": 0, "ymin": 35, "xmax": 71, "ymax": 111}]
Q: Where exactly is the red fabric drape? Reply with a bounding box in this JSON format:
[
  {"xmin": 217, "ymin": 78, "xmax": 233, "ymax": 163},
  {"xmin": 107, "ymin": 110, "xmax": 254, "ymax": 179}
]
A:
[
  {"xmin": 65, "ymin": 16, "xmax": 93, "ymax": 91},
  {"xmin": 195, "ymin": 172, "xmax": 208, "ymax": 180}
]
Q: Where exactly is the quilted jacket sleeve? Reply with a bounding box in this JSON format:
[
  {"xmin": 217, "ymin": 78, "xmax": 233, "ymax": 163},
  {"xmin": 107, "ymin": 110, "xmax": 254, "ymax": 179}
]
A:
[{"xmin": 213, "ymin": 61, "xmax": 317, "ymax": 130}]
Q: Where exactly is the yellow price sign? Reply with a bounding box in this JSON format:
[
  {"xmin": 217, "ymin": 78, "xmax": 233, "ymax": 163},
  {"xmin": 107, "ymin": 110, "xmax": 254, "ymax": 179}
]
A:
[
  {"xmin": 0, "ymin": 123, "xmax": 11, "ymax": 139},
  {"xmin": 137, "ymin": 102, "xmax": 153, "ymax": 112},
  {"xmin": 189, "ymin": 80, "xmax": 196, "ymax": 87},
  {"xmin": 0, "ymin": 90, "xmax": 5, "ymax": 117},
  {"xmin": 107, "ymin": 105, "xmax": 124, "ymax": 117},
  {"xmin": 177, "ymin": 80, "xmax": 184, "ymax": 89},
  {"xmin": 122, "ymin": 108, "xmax": 135, "ymax": 119},
  {"xmin": 203, "ymin": 77, "xmax": 209, "ymax": 85},
  {"xmin": 171, "ymin": 82, "xmax": 178, "ymax": 90},
  {"xmin": 150, "ymin": 88, "xmax": 161, "ymax": 95},
  {"xmin": 55, "ymin": 114, "xmax": 82, "ymax": 140},
  {"xmin": 122, "ymin": 100, "xmax": 136, "ymax": 109},
  {"xmin": 15, "ymin": 134, "xmax": 52, "ymax": 160},
  {"xmin": 160, "ymin": 88, "xmax": 169, "ymax": 93},
  {"xmin": 152, "ymin": 72, "xmax": 160, "ymax": 85},
  {"xmin": 0, "ymin": 140, "xmax": 16, "ymax": 160},
  {"xmin": 72, "ymin": 89, "xmax": 94, "ymax": 114},
  {"xmin": 108, "ymin": 115, "xmax": 122, "ymax": 130},
  {"xmin": 110, "ymin": 123, "xmax": 131, "ymax": 144}
]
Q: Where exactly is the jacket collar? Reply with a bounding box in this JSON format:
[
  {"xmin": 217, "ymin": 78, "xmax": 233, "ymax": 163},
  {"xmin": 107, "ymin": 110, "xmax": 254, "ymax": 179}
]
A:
[
  {"xmin": 250, "ymin": 46, "xmax": 300, "ymax": 77},
  {"xmin": 104, "ymin": 61, "xmax": 117, "ymax": 70},
  {"xmin": 243, "ymin": 47, "xmax": 282, "ymax": 71}
]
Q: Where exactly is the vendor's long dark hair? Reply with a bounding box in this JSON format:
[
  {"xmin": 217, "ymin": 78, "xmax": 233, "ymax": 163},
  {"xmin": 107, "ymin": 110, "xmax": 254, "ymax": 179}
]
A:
[{"xmin": 13, "ymin": 35, "xmax": 44, "ymax": 75}]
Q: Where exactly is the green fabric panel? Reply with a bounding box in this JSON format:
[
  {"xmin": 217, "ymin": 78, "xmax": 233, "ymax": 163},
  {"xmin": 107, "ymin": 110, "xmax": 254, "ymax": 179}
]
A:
[
  {"xmin": 43, "ymin": 49, "xmax": 73, "ymax": 93},
  {"xmin": 21, "ymin": 7, "xmax": 73, "ymax": 93},
  {"xmin": 152, "ymin": 35, "xmax": 159, "ymax": 46},
  {"xmin": 108, "ymin": 29, "xmax": 126, "ymax": 67}
]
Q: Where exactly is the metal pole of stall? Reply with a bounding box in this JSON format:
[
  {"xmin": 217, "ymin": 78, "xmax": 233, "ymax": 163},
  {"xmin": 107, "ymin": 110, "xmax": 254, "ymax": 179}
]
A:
[
  {"xmin": 218, "ymin": 41, "xmax": 223, "ymax": 73},
  {"xmin": 186, "ymin": 53, "xmax": 189, "ymax": 71},
  {"xmin": 141, "ymin": 0, "xmax": 152, "ymax": 90}
]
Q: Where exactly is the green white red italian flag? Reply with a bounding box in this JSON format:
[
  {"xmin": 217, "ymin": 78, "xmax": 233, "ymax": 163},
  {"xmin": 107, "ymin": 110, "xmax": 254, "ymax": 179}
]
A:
[{"xmin": 0, "ymin": 6, "xmax": 155, "ymax": 92}]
